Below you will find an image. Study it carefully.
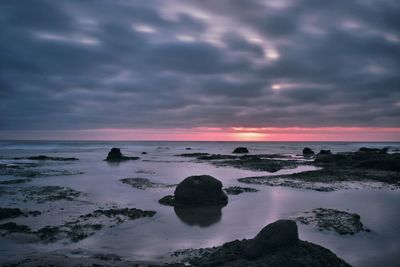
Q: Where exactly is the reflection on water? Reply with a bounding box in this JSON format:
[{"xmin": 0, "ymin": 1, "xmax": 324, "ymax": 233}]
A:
[{"xmin": 174, "ymin": 205, "xmax": 224, "ymax": 227}]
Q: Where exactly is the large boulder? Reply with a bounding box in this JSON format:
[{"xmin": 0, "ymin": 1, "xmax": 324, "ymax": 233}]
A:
[
  {"xmin": 161, "ymin": 175, "xmax": 228, "ymax": 207},
  {"xmin": 105, "ymin": 148, "xmax": 139, "ymax": 161},
  {"xmin": 233, "ymin": 147, "xmax": 249, "ymax": 154},
  {"xmin": 318, "ymin": 149, "xmax": 331, "ymax": 155},
  {"xmin": 244, "ymin": 220, "xmax": 299, "ymax": 259},
  {"xmin": 303, "ymin": 147, "xmax": 315, "ymax": 155}
]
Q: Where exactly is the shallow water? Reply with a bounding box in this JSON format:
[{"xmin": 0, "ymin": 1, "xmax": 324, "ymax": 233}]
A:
[{"xmin": 0, "ymin": 141, "xmax": 399, "ymax": 266}]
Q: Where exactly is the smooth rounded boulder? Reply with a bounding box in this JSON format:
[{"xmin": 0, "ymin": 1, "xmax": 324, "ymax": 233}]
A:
[
  {"xmin": 303, "ymin": 147, "xmax": 315, "ymax": 155},
  {"xmin": 172, "ymin": 175, "xmax": 228, "ymax": 207}
]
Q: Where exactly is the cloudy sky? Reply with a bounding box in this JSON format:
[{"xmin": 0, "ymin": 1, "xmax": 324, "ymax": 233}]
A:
[{"xmin": 1, "ymin": 0, "xmax": 399, "ymax": 141}]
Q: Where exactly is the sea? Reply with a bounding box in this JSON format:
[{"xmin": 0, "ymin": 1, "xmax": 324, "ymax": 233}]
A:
[{"xmin": 0, "ymin": 141, "xmax": 399, "ymax": 266}]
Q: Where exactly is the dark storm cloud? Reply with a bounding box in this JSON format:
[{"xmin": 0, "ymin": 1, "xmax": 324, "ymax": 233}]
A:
[{"xmin": 0, "ymin": 0, "xmax": 399, "ymax": 132}]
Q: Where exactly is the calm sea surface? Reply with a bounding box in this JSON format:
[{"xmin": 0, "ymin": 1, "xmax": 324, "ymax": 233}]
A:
[{"xmin": 0, "ymin": 141, "xmax": 399, "ymax": 266}]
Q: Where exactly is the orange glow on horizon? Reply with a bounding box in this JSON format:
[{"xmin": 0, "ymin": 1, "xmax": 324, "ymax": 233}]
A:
[{"xmin": 1, "ymin": 126, "xmax": 400, "ymax": 141}]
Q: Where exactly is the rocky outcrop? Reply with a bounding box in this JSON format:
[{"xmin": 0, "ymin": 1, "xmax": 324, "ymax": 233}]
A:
[
  {"xmin": 303, "ymin": 147, "xmax": 315, "ymax": 155},
  {"xmin": 105, "ymin": 148, "xmax": 139, "ymax": 161},
  {"xmin": 159, "ymin": 175, "xmax": 228, "ymax": 207},
  {"xmin": 183, "ymin": 220, "xmax": 350, "ymax": 267},
  {"xmin": 224, "ymin": 186, "xmax": 259, "ymax": 195},
  {"xmin": 318, "ymin": 149, "xmax": 332, "ymax": 155},
  {"xmin": 232, "ymin": 147, "xmax": 249, "ymax": 154}
]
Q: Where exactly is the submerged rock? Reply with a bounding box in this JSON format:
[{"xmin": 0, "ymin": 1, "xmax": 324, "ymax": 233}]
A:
[
  {"xmin": 232, "ymin": 147, "xmax": 249, "ymax": 154},
  {"xmin": 181, "ymin": 220, "xmax": 350, "ymax": 267},
  {"xmin": 318, "ymin": 149, "xmax": 332, "ymax": 155},
  {"xmin": 177, "ymin": 153, "xmax": 210, "ymax": 157},
  {"xmin": 0, "ymin": 207, "xmax": 24, "ymax": 220},
  {"xmin": 303, "ymin": 147, "xmax": 315, "ymax": 155},
  {"xmin": 159, "ymin": 175, "xmax": 228, "ymax": 207},
  {"xmin": 224, "ymin": 186, "xmax": 259, "ymax": 195},
  {"xmin": 105, "ymin": 148, "xmax": 139, "ymax": 161},
  {"xmin": 295, "ymin": 208, "xmax": 367, "ymax": 235},
  {"xmin": 120, "ymin": 178, "xmax": 175, "ymax": 190},
  {"xmin": 25, "ymin": 155, "xmax": 79, "ymax": 161},
  {"xmin": 0, "ymin": 222, "xmax": 31, "ymax": 235}
]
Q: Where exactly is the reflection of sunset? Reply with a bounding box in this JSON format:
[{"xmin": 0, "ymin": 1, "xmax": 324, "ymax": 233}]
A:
[{"xmin": 234, "ymin": 132, "xmax": 267, "ymax": 141}]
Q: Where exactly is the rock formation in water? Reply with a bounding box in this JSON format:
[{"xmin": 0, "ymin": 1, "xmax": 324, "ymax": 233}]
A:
[
  {"xmin": 232, "ymin": 147, "xmax": 249, "ymax": 154},
  {"xmin": 105, "ymin": 148, "xmax": 139, "ymax": 161}
]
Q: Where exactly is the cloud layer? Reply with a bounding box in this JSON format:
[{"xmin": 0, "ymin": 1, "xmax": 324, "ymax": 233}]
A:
[{"xmin": 1, "ymin": 0, "xmax": 399, "ymax": 135}]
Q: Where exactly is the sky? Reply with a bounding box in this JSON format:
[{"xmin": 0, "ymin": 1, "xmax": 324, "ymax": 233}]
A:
[{"xmin": 0, "ymin": 0, "xmax": 399, "ymax": 141}]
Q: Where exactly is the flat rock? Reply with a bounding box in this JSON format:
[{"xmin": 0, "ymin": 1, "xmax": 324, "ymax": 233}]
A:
[
  {"xmin": 294, "ymin": 208, "xmax": 367, "ymax": 235},
  {"xmin": 224, "ymin": 186, "xmax": 259, "ymax": 195},
  {"xmin": 120, "ymin": 178, "xmax": 175, "ymax": 190}
]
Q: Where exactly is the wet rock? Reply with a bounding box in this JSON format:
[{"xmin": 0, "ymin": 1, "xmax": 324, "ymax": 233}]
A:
[
  {"xmin": 120, "ymin": 178, "xmax": 175, "ymax": 190},
  {"xmin": 25, "ymin": 155, "xmax": 79, "ymax": 161},
  {"xmin": 174, "ymin": 175, "xmax": 228, "ymax": 207},
  {"xmin": 177, "ymin": 153, "xmax": 210, "ymax": 157},
  {"xmin": 216, "ymin": 156, "xmax": 297, "ymax": 172},
  {"xmin": 36, "ymin": 226, "xmax": 62, "ymax": 241},
  {"xmin": 303, "ymin": 147, "xmax": 315, "ymax": 155},
  {"xmin": 295, "ymin": 208, "xmax": 366, "ymax": 235},
  {"xmin": 80, "ymin": 208, "xmax": 156, "ymax": 221},
  {"xmin": 105, "ymin": 148, "xmax": 140, "ymax": 161},
  {"xmin": 185, "ymin": 147, "xmax": 192, "ymax": 150},
  {"xmin": 243, "ymin": 220, "xmax": 299, "ymax": 259},
  {"xmin": 0, "ymin": 178, "xmax": 32, "ymax": 184},
  {"xmin": 159, "ymin": 195, "xmax": 175, "ymax": 206},
  {"xmin": 141, "ymin": 151, "xmax": 147, "ymax": 154},
  {"xmin": 0, "ymin": 222, "xmax": 31, "ymax": 235},
  {"xmin": 318, "ymin": 149, "xmax": 332, "ymax": 155},
  {"xmin": 198, "ymin": 154, "xmax": 238, "ymax": 160},
  {"xmin": 224, "ymin": 186, "xmax": 259, "ymax": 195},
  {"xmin": 182, "ymin": 220, "xmax": 350, "ymax": 267},
  {"xmin": 22, "ymin": 186, "xmax": 83, "ymax": 203},
  {"xmin": 0, "ymin": 161, "xmax": 84, "ymax": 178},
  {"xmin": 232, "ymin": 147, "xmax": 249, "ymax": 154},
  {"xmin": 359, "ymin": 147, "xmax": 388, "ymax": 153},
  {"xmin": 0, "ymin": 207, "xmax": 24, "ymax": 220}
]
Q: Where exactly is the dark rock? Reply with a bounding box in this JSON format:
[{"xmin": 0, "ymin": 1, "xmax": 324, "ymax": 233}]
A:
[
  {"xmin": 105, "ymin": 148, "xmax": 139, "ymax": 161},
  {"xmin": 224, "ymin": 186, "xmax": 259, "ymax": 195},
  {"xmin": 243, "ymin": 220, "xmax": 299, "ymax": 259},
  {"xmin": 26, "ymin": 155, "xmax": 79, "ymax": 161},
  {"xmin": 0, "ymin": 222, "xmax": 31, "ymax": 234},
  {"xmin": 177, "ymin": 153, "xmax": 210, "ymax": 157},
  {"xmin": 295, "ymin": 208, "xmax": 366, "ymax": 235},
  {"xmin": 80, "ymin": 208, "xmax": 156, "ymax": 220},
  {"xmin": 174, "ymin": 175, "xmax": 228, "ymax": 207},
  {"xmin": 303, "ymin": 147, "xmax": 315, "ymax": 155},
  {"xmin": 185, "ymin": 147, "xmax": 192, "ymax": 150},
  {"xmin": 184, "ymin": 220, "xmax": 350, "ymax": 267},
  {"xmin": 160, "ymin": 175, "xmax": 228, "ymax": 208},
  {"xmin": 359, "ymin": 147, "xmax": 388, "ymax": 153},
  {"xmin": 141, "ymin": 152, "xmax": 147, "ymax": 155},
  {"xmin": 232, "ymin": 147, "xmax": 249, "ymax": 154},
  {"xmin": 318, "ymin": 149, "xmax": 332, "ymax": 155},
  {"xmin": 0, "ymin": 178, "xmax": 32, "ymax": 184},
  {"xmin": 198, "ymin": 154, "xmax": 238, "ymax": 160},
  {"xmin": 0, "ymin": 207, "xmax": 24, "ymax": 220}
]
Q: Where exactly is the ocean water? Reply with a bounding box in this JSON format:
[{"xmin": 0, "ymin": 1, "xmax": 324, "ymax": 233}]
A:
[{"xmin": 0, "ymin": 141, "xmax": 399, "ymax": 266}]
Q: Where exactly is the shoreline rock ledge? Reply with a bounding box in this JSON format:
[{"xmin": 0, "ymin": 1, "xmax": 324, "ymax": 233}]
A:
[
  {"xmin": 186, "ymin": 220, "xmax": 350, "ymax": 267},
  {"xmin": 159, "ymin": 175, "xmax": 228, "ymax": 207},
  {"xmin": 105, "ymin": 148, "xmax": 139, "ymax": 161}
]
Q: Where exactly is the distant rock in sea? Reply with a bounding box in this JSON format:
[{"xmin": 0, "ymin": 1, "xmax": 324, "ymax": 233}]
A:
[
  {"xmin": 105, "ymin": 148, "xmax": 139, "ymax": 161},
  {"xmin": 232, "ymin": 147, "xmax": 249, "ymax": 154},
  {"xmin": 302, "ymin": 147, "xmax": 315, "ymax": 155}
]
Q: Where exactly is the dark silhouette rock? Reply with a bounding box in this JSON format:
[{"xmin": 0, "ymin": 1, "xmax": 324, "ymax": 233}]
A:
[
  {"xmin": 141, "ymin": 152, "xmax": 147, "ymax": 155},
  {"xmin": 159, "ymin": 175, "xmax": 228, "ymax": 207},
  {"xmin": 233, "ymin": 147, "xmax": 249, "ymax": 154},
  {"xmin": 359, "ymin": 147, "xmax": 388, "ymax": 153},
  {"xmin": 0, "ymin": 207, "xmax": 24, "ymax": 220},
  {"xmin": 318, "ymin": 149, "xmax": 331, "ymax": 155},
  {"xmin": 105, "ymin": 148, "xmax": 139, "ymax": 161},
  {"xmin": 244, "ymin": 220, "xmax": 299, "ymax": 259},
  {"xmin": 303, "ymin": 147, "xmax": 315, "ymax": 155},
  {"xmin": 186, "ymin": 220, "xmax": 350, "ymax": 267},
  {"xmin": 185, "ymin": 147, "xmax": 192, "ymax": 150}
]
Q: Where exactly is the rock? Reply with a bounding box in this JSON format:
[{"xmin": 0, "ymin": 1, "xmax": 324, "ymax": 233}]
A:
[
  {"xmin": 26, "ymin": 155, "xmax": 79, "ymax": 161},
  {"xmin": 359, "ymin": 147, "xmax": 388, "ymax": 153},
  {"xmin": 243, "ymin": 220, "xmax": 299, "ymax": 259},
  {"xmin": 120, "ymin": 178, "xmax": 175, "ymax": 190},
  {"xmin": 0, "ymin": 207, "xmax": 24, "ymax": 220},
  {"xmin": 232, "ymin": 147, "xmax": 249, "ymax": 154},
  {"xmin": 184, "ymin": 220, "xmax": 350, "ymax": 267},
  {"xmin": 174, "ymin": 175, "xmax": 228, "ymax": 207},
  {"xmin": 224, "ymin": 186, "xmax": 259, "ymax": 195},
  {"xmin": 160, "ymin": 175, "xmax": 228, "ymax": 207},
  {"xmin": 185, "ymin": 147, "xmax": 192, "ymax": 150},
  {"xmin": 177, "ymin": 153, "xmax": 210, "ymax": 157},
  {"xmin": 105, "ymin": 148, "xmax": 139, "ymax": 161},
  {"xmin": 295, "ymin": 208, "xmax": 366, "ymax": 235},
  {"xmin": 141, "ymin": 152, "xmax": 147, "ymax": 155},
  {"xmin": 303, "ymin": 147, "xmax": 315, "ymax": 155},
  {"xmin": 318, "ymin": 149, "xmax": 331, "ymax": 155}
]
